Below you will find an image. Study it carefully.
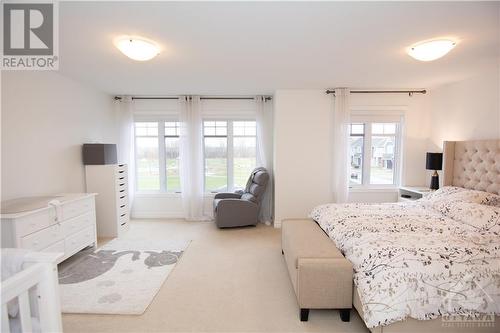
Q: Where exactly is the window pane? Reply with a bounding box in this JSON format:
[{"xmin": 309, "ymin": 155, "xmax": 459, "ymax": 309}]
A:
[
  {"xmin": 233, "ymin": 121, "xmax": 256, "ymax": 137},
  {"xmin": 234, "ymin": 137, "xmax": 256, "ymax": 190},
  {"xmin": 233, "ymin": 122, "xmax": 245, "ymax": 136},
  {"xmin": 384, "ymin": 123, "xmax": 396, "ymax": 134},
  {"xmin": 370, "ymin": 136, "xmax": 395, "ymax": 184},
  {"xmin": 350, "ymin": 123, "xmax": 364, "ymax": 135},
  {"xmin": 204, "ymin": 137, "xmax": 227, "ymax": 192},
  {"xmin": 216, "ymin": 126, "xmax": 227, "ymax": 136},
  {"xmin": 204, "ymin": 126, "xmax": 216, "ymax": 136},
  {"xmin": 372, "ymin": 123, "xmax": 384, "ymax": 135},
  {"xmin": 349, "ymin": 136, "xmax": 363, "ymax": 185},
  {"xmin": 372, "ymin": 122, "xmax": 396, "ymax": 135},
  {"xmin": 165, "ymin": 122, "xmax": 179, "ymax": 137},
  {"xmin": 136, "ymin": 136, "xmax": 159, "ymax": 190},
  {"xmin": 135, "ymin": 122, "xmax": 158, "ymax": 136},
  {"xmin": 165, "ymin": 137, "xmax": 180, "ymax": 192}
]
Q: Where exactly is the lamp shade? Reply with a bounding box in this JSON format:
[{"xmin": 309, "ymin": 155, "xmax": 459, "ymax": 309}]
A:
[
  {"xmin": 83, "ymin": 144, "xmax": 117, "ymax": 165},
  {"xmin": 426, "ymin": 152, "xmax": 443, "ymax": 170}
]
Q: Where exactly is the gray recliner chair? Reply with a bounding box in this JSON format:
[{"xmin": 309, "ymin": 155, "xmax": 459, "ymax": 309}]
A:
[{"xmin": 213, "ymin": 167, "xmax": 270, "ymax": 228}]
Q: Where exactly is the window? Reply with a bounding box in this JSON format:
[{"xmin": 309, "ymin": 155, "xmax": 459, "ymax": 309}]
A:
[
  {"xmin": 164, "ymin": 122, "xmax": 180, "ymax": 192},
  {"xmin": 135, "ymin": 120, "xmax": 180, "ymax": 192},
  {"xmin": 135, "ymin": 122, "xmax": 159, "ymax": 191},
  {"xmin": 203, "ymin": 120, "xmax": 257, "ymax": 192},
  {"xmin": 349, "ymin": 119, "xmax": 401, "ymax": 187},
  {"xmin": 203, "ymin": 121, "xmax": 228, "ymax": 192}
]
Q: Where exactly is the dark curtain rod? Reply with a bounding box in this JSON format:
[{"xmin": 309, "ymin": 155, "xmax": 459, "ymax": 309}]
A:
[
  {"xmin": 325, "ymin": 89, "xmax": 426, "ymax": 97},
  {"xmin": 114, "ymin": 96, "xmax": 272, "ymax": 101}
]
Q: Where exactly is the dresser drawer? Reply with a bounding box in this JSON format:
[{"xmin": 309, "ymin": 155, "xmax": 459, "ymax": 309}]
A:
[
  {"xmin": 65, "ymin": 226, "xmax": 95, "ymax": 254},
  {"xmin": 118, "ymin": 203, "xmax": 128, "ymax": 216},
  {"xmin": 116, "ymin": 176, "xmax": 127, "ymax": 188},
  {"xmin": 115, "ymin": 165, "xmax": 127, "ymax": 177},
  {"xmin": 116, "ymin": 183, "xmax": 128, "ymax": 197},
  {"xmin": 61, "ymin": 212, "xmax": 94, "ymax": 237},
  {"xmin": 118, "ymin": 211, "xmax": 129, "ymax": 225},
  {"xmin": 21, "ymin": 224, "xmax": 63, "ymax": 251},
  {"xmin": 117, "ymin": 193, "xmax": 127, "ymax": 206},
  {"xmin": 42, "ymin": 240, "xmax": 65, "ymax": 254},
  {"xmin": 16, "ymin": 208, "xmax": 57, "ymax": 237},
  {"xmin": 116, "ymin": 173, "xmax": 127, "ymax": 183},
  {"xmin": 61, "ymin": 197, "xmax": 94, "ymax": 220},
  {"xmin": 117, "ymin": 200, "xmax": 128, "ymax": 213}
]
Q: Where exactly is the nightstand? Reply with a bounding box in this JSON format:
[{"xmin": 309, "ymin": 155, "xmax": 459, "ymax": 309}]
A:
[{"xmin": 398, "ymin": 186, "xmax": 432, "ymax": 202}]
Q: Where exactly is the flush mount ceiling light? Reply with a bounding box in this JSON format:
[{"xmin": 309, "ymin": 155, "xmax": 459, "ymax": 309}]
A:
[
  {"xmin": 114, "ymin": 36, "xmax": 160, "ymax": 61},
  {"xmin": 407, "ymin": 39, "xmax": 456, "ymax": 61}
]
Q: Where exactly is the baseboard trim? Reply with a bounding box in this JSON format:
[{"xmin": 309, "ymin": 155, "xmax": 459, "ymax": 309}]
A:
[{"xmin": 131, "ymin": 211, "xmax": 184, "ymax": 219}]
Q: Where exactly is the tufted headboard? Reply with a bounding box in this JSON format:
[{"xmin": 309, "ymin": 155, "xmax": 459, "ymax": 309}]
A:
[{"xmin": 443, "ymin": 139, "xmax": 500, "ymax": 195}]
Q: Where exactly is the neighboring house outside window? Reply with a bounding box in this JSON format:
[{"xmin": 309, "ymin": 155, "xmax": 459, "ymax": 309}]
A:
[{"xmin": 349, "ymin": 115, "xmax": 402, "ymax": 187}]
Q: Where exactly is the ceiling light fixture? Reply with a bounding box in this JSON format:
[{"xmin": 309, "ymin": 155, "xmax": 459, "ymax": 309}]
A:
[
  {"xmin": 407, "ymin": 39, "xmax": 456, "ymax": 61},
  {"xmin": 114, "ymin": 36, "xmax": 160, "ymax": 61}
]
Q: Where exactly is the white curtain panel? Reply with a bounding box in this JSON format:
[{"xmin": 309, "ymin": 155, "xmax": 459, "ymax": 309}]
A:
[
  {"xmin": 255, "ymin": 96, "xmax": 274, "ymax": 224},
  {"xmin": 179, "ymin": 96, "xmax": 210, "ymax": 221},
  {"xmin": 332, "ymin": 88, "xmax": 351, "ymax": 203},
  {"xmin": 116, "ymin": 96, "xmax": 136, "ymax": 212}
]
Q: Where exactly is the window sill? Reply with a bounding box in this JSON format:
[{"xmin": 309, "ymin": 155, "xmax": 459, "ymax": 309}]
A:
[
  {"xmin": 135, "ymin": 192, "xmax": 181, "ymax": 198},
  {"xmin": 349, "ymin": 187, "xmax": 398, "ymax": 193},
  {"xmin": 135, "ymin": 192, "xmax": 219, "ymax": 199}
]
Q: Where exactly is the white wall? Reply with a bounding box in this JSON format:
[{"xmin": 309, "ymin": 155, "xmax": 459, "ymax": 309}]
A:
[
  {"xmin": 273, "ymin": 90, "xmax": 431, "ymax": 226},
  {"xmin": 1, "ymin": 71, "xmax": 117, "ymax": 200},
  {"xmin": 429, "ymin": 70, "xmax": 500, "ymax": 149},
  {"xmin": 426, "ymin": 69, "xmax": 500, "ymax": 187},
  {"xmin": 273, "ymin": 90, "xmax": 334, "ymax": 226}
]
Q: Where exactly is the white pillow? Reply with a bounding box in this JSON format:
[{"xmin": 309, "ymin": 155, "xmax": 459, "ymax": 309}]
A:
[
  {"xmin": 432, "ymin": 200, "xmax": 500, "ymax": 231},
  {"xmin": 426, "ymin": 186, "xmax": 500, "ymax": 207},
  {"xmin": 424, "ymin": 186, "xmax": 467, "ymax": 200}
]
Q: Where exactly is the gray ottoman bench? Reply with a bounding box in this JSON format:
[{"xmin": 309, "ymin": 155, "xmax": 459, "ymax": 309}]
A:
[{"xmin": 281, "ymin": 218, "xmax": 353, "ymax": 322}]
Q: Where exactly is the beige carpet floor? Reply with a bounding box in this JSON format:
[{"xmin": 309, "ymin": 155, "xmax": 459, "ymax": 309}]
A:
[{"xmin": 62, "ymin": 220, "xmax": 369, "ymax": 333}]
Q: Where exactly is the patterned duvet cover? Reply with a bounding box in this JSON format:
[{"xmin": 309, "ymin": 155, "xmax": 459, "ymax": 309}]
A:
[{"xmin": 310, "ymin": 187, "xmax": 500, "ymax": 328}]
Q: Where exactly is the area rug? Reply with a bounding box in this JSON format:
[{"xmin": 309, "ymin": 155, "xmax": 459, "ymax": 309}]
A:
[{"xmin": 58, "ymin": 239, "xmax": 189, "ymax": 315}]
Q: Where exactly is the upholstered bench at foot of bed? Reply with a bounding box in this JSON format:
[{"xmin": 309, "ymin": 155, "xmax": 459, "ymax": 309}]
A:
[{"xmin": 281, "ymin": 218, "xmax": 353, "ymax": 322}]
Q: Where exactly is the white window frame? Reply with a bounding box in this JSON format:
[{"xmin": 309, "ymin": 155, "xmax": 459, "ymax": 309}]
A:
[
  {"xmin": 349, "ymin": 111, "xmax": 404, "ymax": 189},
  {"xmin": 203, "ymin": 119, "xmax": 258, "ymax": 193},
  {"xmin": 134, "ymin": 117, "xmax": 180, "ymax": 194}
]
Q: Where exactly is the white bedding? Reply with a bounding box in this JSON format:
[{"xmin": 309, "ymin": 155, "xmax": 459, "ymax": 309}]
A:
[{"xmin": 310, "ymin": 187, "xmax": 500, "ymax": 328}]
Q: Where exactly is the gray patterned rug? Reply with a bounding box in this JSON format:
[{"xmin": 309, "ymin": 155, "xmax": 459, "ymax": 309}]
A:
[{"xmin": 58, "ymin": 239, "xmax": 189, "ymax": 315}]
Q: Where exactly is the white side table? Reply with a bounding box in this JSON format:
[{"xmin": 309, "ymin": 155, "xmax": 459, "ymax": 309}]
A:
[{"xmin": 398, "ymin": 186, "xmax": 432, "ymax": 202}]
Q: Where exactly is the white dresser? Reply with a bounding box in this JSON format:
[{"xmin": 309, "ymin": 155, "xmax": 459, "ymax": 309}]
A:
[
  {"xmin": 85, "ymin": 164, "xmax": 130, "ymax": 238},
  {"xmin": 1, "ymin": 194, "xmax": 97, "ymax": 263}
]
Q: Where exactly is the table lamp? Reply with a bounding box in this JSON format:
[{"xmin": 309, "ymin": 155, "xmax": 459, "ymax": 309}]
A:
[{"xmin": 426, "ymin": 152, "xmax": 443, "ymax": 190}]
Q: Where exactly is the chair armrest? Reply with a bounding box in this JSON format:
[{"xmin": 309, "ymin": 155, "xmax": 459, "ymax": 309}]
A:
[
  {"xmin": 214, "ymin": 199, "xmax": 258, "ymax": 227},
  {"xmin": 217, "ymin": 198, "xmax": 257, "ymax": 211},
  {"xmin": 214, "ymin": 192, "xmax": 242, "ymax": 199}
]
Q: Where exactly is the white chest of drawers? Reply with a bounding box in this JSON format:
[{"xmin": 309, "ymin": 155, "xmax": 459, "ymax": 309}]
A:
[
  {"xmin": 85, "ymin": 164, "xmax": 130, "ymax": 238},
  {"xmin": 1, "ymin": 194, "xmax": 97, "ymax": 263}
]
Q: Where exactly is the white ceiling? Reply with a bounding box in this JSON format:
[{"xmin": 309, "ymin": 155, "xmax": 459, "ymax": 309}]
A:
[{"xmin": 59, "ymin": 1, "xmax": 500, "ymax": 95}]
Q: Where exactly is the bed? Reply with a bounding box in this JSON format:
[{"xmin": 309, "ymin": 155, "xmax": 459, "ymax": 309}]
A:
[{"xmin": 310, "ymin": 139, "xmax": 500, "ymax": 333}]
